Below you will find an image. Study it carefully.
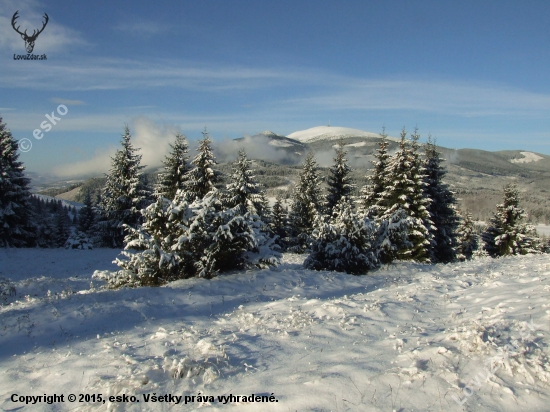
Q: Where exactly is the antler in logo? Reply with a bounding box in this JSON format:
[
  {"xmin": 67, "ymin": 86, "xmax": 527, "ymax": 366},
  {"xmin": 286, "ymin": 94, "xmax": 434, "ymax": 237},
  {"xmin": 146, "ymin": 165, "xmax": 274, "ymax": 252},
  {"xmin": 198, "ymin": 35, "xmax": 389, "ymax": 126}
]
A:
[{"xmin": 11, "ymin": 10, "xmax": 49, "ymax": 53}]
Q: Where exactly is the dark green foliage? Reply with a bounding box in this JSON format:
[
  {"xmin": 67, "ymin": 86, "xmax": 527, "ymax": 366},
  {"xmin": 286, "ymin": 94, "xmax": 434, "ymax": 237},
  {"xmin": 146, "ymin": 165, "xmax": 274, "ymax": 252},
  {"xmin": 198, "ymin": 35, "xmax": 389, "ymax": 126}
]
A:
[
  {"xmin": 226, "ymin": 149, "xmax": 269, "ymax": 218},
  {"xmin": 482, "ymin": 184, "xmax": 540, "ymax": 256},
  {"xmin": 0, "ymin": 116, "xmax": 35, "ymax": 247},
  {"xmin": 95, "ymin": 126, "xmax": 151, "ymax": 248},
  {"xmin": 424, "ymin": 137, "xmax": 460, "ymax": 263},
  {"xmin": 377, "ymin": 128, "xmax": 433, "ymax": 262},
  {"xmin": 358, "ymin": 128, "xmax": 390, "ymax": 218},
  {"xmin": 115, "ymin": 195, "xmax": 184, "ymax": 286},
  {"xmin": 305, "ymin": 198, "xmax": 379, "ymax": 274},
  {"xmin": 185, "ymin": 129, "xmax": 219, "ymax": 202},
  {"xmin": 113, "ymin": 188, "xmax": 280, "ymax": 286},
  {"xmin": 325, "ymin": 140, "xmax": 354, "ymax": 216},
  {"xmin": 270, "ymin": 195, "xmax": 290, "ymax": 248},
  {"xmin": 376, "ymin": 208, "xmax": 412, "ymax": 264},
  {"xmin": 290, "ymin": 152, "xmax": 323, "ymax": 243},
  {"xmin": 155, "ymin": 133, "xmax": 191, "ymax": 200},
  {"xmin": 53, "ymin": 207, "xmax": 71, "ymax": 247},
  {"xmin": 456, "ymin": 211, "xmax": 478, "ymax": 260},
  {"xmin": 78, "ymin": 190, "xmax": 96, "ymax": 234}
]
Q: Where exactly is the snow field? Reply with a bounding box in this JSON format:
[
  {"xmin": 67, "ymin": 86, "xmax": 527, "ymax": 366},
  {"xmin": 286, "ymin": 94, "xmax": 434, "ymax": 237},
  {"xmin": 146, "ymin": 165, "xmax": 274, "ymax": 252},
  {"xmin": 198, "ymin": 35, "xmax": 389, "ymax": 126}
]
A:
[
  {"xmin": 0, "ymin": 250, "xmax": 549, "ymax": 411},
  {"xmin": 287, "ymin": 126, "xmax": 384, "ymax": 144},
  {"xmin": 510, "ymin": 152, "xmax": 544, "ymax": 164}
]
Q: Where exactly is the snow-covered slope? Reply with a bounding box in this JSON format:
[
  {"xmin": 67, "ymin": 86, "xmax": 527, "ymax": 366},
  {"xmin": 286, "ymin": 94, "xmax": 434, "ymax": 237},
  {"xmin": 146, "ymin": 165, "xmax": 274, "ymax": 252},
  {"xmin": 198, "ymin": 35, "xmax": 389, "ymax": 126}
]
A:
[
  {"xmin": 1, "ymin": 250, "xmax": 549, "ymax": 411},
  {"xmin": 287, "ymin": 126, "xmax": 390, "ymax": 144},
  {"xmin": 510, "ymin": 151, "xmax": 544, "ymax": 164}
]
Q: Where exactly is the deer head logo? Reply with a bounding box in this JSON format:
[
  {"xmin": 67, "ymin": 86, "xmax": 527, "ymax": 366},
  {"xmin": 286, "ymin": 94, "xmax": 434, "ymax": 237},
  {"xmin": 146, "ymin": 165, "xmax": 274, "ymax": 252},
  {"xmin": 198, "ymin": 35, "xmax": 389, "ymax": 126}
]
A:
[{"xmin": 11, "ymin": 11, "xmax": 49, "ymax": 53}]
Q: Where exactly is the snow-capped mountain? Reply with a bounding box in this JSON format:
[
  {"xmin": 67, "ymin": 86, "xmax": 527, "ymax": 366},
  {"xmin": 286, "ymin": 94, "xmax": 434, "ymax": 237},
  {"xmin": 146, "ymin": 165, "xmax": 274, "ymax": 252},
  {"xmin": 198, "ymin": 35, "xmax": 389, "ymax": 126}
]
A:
[{"xmin": 287, "ymin": 125, "xmax": 392, "ymax": 143}]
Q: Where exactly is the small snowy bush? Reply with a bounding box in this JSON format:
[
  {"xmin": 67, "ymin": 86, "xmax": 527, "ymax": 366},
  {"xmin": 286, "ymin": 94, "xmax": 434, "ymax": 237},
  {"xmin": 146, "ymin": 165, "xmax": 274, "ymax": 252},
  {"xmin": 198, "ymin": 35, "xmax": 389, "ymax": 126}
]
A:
[{"xmin": 305, "ymin": 198, "xmax": 379, "ymax": 274}]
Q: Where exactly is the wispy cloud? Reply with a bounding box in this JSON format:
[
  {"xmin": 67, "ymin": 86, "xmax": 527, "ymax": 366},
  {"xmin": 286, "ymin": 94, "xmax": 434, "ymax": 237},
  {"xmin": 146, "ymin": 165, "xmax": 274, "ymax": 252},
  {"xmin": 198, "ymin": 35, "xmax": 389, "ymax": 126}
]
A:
[
  {"xmin": 50, "ymin": 98, "xmax": 86, "ymax": 105},
  {"xmin": 114, "ymin": 20, "xmax": 172, "ymax": 37},
  {"xmin": 0, "ymin": 56, "xmax": 318, "ymax": 91},
  {"xmin": 2, "ymin": 53, "xmax": 550, "ymax": 121},
  {"xmin": 281, "ymin": 78, "xmax": 550, "ymax": 118},
  {"xmin": 53, "ymin": 116, "xmax": 181, "ymax": 177},
  {"xmin": 2, "ymin": 111, "xmax": 129, "ymax": 133}
]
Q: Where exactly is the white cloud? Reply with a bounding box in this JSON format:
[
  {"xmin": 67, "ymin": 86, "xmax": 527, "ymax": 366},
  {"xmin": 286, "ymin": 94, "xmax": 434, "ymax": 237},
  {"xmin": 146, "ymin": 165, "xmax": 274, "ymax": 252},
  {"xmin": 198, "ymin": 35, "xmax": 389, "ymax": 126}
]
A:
[
  {"xmin": 281, "ymin": 78, "xmax": 550, "ymax": 118},
  {"xmin": 0, "ymin": 56, "xmax": 313, "ymax": 92},
  {"xmin": 52, "ymin": 145, "xmax": 116, "ymax": 178},
  {"xmin": 2, "ymin": 51, "xmax": 549, "ymax": 121},
  {"xmin": 52, "ymin": 116, "xmax": 181, "ymax": 177},
  {"xmin": 50, "ymin": 98, "xmax": 86, "ymax": 106}
]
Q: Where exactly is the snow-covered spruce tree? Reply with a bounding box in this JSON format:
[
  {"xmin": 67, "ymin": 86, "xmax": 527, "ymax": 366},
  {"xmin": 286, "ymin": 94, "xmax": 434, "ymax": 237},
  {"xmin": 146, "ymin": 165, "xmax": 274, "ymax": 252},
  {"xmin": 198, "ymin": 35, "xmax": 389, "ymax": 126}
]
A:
[
  {"xmin": 289, "ymin": 152, "xmax": 323, "ymax": 250},
  {"xmin": 305, "ymin": 197, "xmax": 379, "ymax": 274},
  {"xmin": 0, "ymin": 116, "xmax": 35, "ymax": 247},
  {"xmin": 96, "ymin": 126, "xmax": 151, "ymax": 248},
  {"xmin": 185, "ymin": 129, "xmax": 219, "ymax": 202},
  {"xmin": 424, "ymin": 137, "xmax": 460, "ymax": 263},
  {"xmin": 155, "ymin": 133, "xmax": 191, "ymax": 200},
  {"xmin": 325, "ymin": 139, "xmax": 354, "ymax": 216},
  {"xmin": 482, "ymin": 183, "xmax": 541, "ymax": 257},
  {"xmin": 376, "ymin": 208, "xmax": 412, "ymax": 264},
  {"xmin": 78, "ymin": 190, "xmax": 96, "ymax": 234},
  {"xmin": 377, "ymin": 128, "xmax": 433, "ymax": 262},
  {"xmin": 64, "ymin": 190, "xmax": 95, "ymax": 250},
  {"xmin": 53, "ymin": 207, "xmax": 71, "ymax": 247},
  {"xmin": 270, "ymin": 195, "xmax": 290, "ymax": 249},
  {"xmin": 456, "ymin": 211, "xmax": 478, "ymax": 261},
  {"xmin": 111, "ymin": 193, "xmax": 191, "ymax": 287},
  {"xmin": 36, "ymin": 213, "xmax": 56, "ymax": 248},
  {"xmin": 358, "ymin": 128, "xmax": 390, "ymax": 218},
  {"xmin": 226, "ymin": 149, "xmax": 268, "ymax": 218},
  {"xmin": 175, "ymin": 189, "xmax": 280, "ymax": 279}
]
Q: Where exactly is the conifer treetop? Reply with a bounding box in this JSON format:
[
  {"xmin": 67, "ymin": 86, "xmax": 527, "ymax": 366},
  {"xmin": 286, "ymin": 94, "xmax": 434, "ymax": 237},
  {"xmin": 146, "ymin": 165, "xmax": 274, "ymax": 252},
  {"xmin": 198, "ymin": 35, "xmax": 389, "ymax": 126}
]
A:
[
  {"xmin": 226, "ymin": 149, "xmax": 266, "ymax": 216},
  {"xmin": 155, "ymin": 132, "xmax": 191, "ymax": 200},
  {"xmin": 359, "ymin": 127, "xmax": 389, "ymax": 216},
  {"xmin": 325, "ymin": 139, "xmax": 354, "ymax": 215},
  {"xmin": 97, "ymin": 125, "xmax": 151, "ymax": 248},
  {"xmin": 186, "ymin": 128, "xmax": 219, "ymax": 201}
]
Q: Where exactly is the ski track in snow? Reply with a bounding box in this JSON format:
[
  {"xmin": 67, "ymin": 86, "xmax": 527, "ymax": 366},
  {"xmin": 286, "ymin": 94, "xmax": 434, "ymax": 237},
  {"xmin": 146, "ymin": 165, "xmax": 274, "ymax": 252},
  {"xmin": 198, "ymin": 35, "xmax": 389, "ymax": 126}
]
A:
[{"xmin": 0, "ymin": 249, "xmax": 549, "ymax": 411}]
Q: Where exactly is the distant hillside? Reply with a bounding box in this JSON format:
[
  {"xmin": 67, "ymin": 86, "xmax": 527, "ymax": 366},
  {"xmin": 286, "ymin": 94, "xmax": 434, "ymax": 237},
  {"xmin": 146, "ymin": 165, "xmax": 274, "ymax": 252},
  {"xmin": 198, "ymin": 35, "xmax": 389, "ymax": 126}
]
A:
[{"xmin": 40, "ymin": 125, "xmax": 550, "ymax": 225}]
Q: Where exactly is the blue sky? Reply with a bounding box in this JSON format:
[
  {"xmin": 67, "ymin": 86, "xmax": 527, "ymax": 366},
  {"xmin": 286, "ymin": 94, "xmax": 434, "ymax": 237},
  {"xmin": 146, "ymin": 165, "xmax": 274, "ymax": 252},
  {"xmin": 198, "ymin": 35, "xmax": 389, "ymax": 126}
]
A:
[{"xmin": 1, "ymin": 0, "xmax": 550, "ymax": 176}]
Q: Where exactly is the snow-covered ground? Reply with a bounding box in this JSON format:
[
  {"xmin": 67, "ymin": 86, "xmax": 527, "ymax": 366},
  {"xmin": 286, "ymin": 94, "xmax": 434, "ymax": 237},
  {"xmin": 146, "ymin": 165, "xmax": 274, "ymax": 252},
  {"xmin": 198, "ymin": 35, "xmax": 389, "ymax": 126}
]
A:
[
  {"xmin": 535, "ymin": 225, "xmax": 550, "ymax": 237},
  {"xmin": 510, "ymin": 152, "xmax": 544, "ymax": 164},
  {"xmin": 1, "ymin": 249, "xmax": 549, "ymax": 411},
  {"xmin": 287, "ymin": 126, "xmax": 385, "ymax": 144}
]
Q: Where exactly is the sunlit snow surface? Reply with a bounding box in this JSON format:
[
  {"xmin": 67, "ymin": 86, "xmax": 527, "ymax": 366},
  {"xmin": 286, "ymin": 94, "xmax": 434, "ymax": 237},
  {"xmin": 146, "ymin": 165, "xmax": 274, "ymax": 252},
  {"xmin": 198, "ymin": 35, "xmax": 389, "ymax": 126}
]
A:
[
  {"xmin": 509, "ymin": 152, "xmax": 544, "ymax": 164},
  {"xmin": 1, "ymin": 249, "xmax": 549, "ymax": 411},
  {"xmin": 287, "ymin": 126, "xmax": 384, "ymax": 144}
]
